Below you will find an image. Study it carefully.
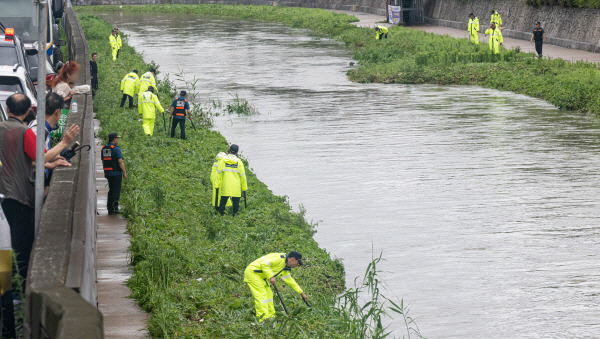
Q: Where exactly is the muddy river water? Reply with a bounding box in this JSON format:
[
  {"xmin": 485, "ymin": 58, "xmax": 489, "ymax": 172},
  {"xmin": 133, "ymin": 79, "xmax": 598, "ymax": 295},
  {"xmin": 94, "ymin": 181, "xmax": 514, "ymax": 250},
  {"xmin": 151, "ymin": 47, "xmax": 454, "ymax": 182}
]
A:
[{"xmin": 104, "ymin": 12, "xmax": 600, "ymax": 338}]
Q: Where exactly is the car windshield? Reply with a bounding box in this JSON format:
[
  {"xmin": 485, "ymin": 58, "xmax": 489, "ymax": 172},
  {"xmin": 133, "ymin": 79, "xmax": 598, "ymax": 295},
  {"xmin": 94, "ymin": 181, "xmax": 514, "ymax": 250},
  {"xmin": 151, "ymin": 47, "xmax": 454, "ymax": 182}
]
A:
[
  {"xmin": 0, "ymin": 76, "xmax": 23, "ymax": 93},
  {"xmin": 0, "ymin": 46, "xmax": 19, "ymax": 66}
]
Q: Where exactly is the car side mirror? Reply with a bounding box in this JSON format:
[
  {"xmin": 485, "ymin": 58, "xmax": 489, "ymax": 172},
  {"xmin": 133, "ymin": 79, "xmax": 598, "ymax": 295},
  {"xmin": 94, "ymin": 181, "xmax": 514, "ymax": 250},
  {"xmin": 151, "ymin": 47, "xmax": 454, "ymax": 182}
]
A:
[
  {"xmin": 52, "ymin": 24, "xmax": 59, "ymax": 41},
  {"xmin": 30, "ymin": 67, "xmax": 39, "ymax": 82},
  {"xmin": 56, "ymin": 40, "xmax": 66, "ymax": 47}
]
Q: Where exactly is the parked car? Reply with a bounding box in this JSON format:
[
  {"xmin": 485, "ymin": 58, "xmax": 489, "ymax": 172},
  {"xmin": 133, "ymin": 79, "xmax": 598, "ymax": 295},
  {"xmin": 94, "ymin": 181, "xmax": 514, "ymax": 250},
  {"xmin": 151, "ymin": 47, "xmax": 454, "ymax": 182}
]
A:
[
  {"xmin": 0, "ymin": 64, "xmax": 38, "ymax": 115},
  {"xmin": 0, "ymin": 27, "xmax": 31, "ymax": 75},
  {"xmin": 0, "ymin": 0, "xmax": 65, "ymax": 68},
  {"xmin": 24, "ymin": 41, "xmax": 57, "ymax": 90}
]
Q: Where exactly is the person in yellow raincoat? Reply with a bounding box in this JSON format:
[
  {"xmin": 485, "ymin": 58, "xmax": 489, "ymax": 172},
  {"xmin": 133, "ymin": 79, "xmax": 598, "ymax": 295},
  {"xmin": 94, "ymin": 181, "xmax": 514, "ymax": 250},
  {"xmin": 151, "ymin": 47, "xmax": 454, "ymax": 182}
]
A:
[
  {"xmin": 375, "ymin": 26, "xmax": 388, "ymax": 40},
  {"xmin": 244, "ymin": 251, "xmax": 308, "ymax": 321},
  {"xmin": 468, "ymin": 13, "xmax": 480, "ymax": 45},
  {"xmin": 138, "ymin": 69, "xmax": 157, "ymax": 97},
  {"xmin": 484, "ymin": 23, "xmax": 503, "ymax": 55},
  {"xmin": 109, "ymin": 29, "xmax": 119, "ymax": 61},
  {"xmin": 214, "ymin": 144, "xmax": 247, "ymax": 216},
  {"xmin": 210, "ymin": 151, "xmax": 232, "ymax": 211},
  {"xmin": 490, "ymin": 10, "xmax": 503, "ymax": 28},
  {"xmin": 138, "ymin": 86, "xmax": 164, "ymax": 136},
  {"xmin": 120, "ymin": 70, "xmax": 139, "ymax": 109}
]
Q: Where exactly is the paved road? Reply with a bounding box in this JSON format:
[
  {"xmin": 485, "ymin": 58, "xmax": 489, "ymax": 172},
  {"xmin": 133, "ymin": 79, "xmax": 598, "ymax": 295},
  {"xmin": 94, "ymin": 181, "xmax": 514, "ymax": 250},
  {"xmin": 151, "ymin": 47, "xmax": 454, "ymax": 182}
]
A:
[
  {"xmin": 95, "ymin": 117, "xmax": 149, "ymax": 339},
  {"xmin": 332, "ymin": 10, "xmax": 600, "ymax": 62}
]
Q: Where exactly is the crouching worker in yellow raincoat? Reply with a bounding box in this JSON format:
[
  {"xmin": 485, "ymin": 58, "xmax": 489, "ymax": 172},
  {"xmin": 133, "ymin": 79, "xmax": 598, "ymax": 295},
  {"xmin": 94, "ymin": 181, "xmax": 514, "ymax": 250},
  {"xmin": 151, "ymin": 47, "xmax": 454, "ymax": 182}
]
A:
[
  {"xmin": 138, "ymin": 86, "xmax": 164, "ymax": 136},
  {"xmin": 244, "ymin": 251, "xmax": 308, "ymax": 321},
  {"xmin": 210, "ymin": 151, "xmax": 231, "ymax": 212},
  {"xmin": 120, "ymin": 69, "xmax": 139, "ymax": 109}
]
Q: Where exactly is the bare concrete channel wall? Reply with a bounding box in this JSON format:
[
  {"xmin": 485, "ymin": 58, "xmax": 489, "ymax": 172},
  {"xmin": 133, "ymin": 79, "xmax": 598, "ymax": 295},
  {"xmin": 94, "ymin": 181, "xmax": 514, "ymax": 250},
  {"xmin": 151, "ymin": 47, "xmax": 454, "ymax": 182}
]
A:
[
  {"xmin": 76, "ymin": 0, "xmax": 600, "ymax": 53},
  {"xmin": 25, "ymin": 5, "xmax": 103, "ymax": 339}
]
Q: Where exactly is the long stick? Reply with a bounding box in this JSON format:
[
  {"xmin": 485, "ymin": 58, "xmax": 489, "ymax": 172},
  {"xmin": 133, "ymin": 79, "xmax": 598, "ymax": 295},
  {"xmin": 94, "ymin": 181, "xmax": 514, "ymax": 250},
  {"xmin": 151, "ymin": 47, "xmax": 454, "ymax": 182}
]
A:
[
  {"xmin": 304, "ymin": 299, "xmax": 311, "ymax": 308},
  {"xmin": 215, "ymin": 188, "xmax": 219, "ymax": 209},
  {"xmin": 243, "ymin": 191, "xmax": 247, "ymax": 209},
  {"xmin": 162, "ymin": 112, "xmax": 166, "ymax": 132},
  {"xmin": 167, "ymin": 116, "xmax": 172, "ymax": 136},
  {"xmin": 189, "ymin": 118, "xmax": 197, "ymax": 131},
  {"xmin": 272, "ymin": 284, "xmax": 289, "ymax": 316}
]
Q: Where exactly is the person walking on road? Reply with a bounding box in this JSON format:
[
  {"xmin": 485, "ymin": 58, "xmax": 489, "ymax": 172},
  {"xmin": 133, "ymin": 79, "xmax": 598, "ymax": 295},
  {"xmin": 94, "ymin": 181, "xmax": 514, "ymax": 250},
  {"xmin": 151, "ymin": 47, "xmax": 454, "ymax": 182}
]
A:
[
  {"xmin": 468, "ymin": 13, "xmax": 480, "ymax": 45},
  {"xmin": 138, "ymin": 68, "xmax": 157, "ymax": 97},
  {"xmin": 138, "ymin": 86, "xmax": 164, "ymax": 136},
  {"xmin": 210, "ymin": 151, "xmax": 232, "ymax": 212},
  {"xmin": 485, "ymin": 23, "xmax": 503, "ymax": 55},
  {"xmin": 109, "ymin": 29, "xmax": 119, "ymax": 62},
  {"xmin": 244, "ymin": 252, "xmax": 308, "ymax": 322},
  {"xmin": 214, "ymin": 144, "xmax": 247, "ymax": 216},
  {"xmin": 530, "ymin": 21, "xmax": 546, "ymax": 58},
  {"xmin": 120, "ymin": 70, "xmax": 139, "ymax": 109},
  {"xmin": 170, "ymin": 90, "xmax": 192, "ymax": 139},
  {"xmin": 102, "ymin": 133, "xmax": 126, "ymax": 214},
  {"xmin": 375, "ymin": 26, "xmax": 388, "ymax": 40},
  {"xmin": 490, "ymin": 10, "xmax": 503, "ymax": 28}
]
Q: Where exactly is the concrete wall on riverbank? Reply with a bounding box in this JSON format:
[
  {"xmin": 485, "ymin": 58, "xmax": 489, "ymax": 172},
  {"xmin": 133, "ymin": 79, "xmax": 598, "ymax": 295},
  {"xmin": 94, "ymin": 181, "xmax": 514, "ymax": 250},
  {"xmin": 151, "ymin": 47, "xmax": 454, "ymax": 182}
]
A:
[
  {"xmin": 424, "ymin": 0, "xmax": 600, "ymax": 53},
  {"xmin": 76, "ymin": 0, "xmax": 600, "ymax": 53}
]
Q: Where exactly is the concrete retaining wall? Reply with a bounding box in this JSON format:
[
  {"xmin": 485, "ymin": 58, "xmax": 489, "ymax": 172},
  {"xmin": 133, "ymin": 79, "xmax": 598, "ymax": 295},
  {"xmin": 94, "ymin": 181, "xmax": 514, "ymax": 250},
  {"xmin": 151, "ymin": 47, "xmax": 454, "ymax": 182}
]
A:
[
  {"xmin": 424, "ymin": 0, "xmax": 600, "ymax": 53},
  {"xmin": 25, "ymin": 4, "xmax": 102, "ymax": 339},
  {"xmin": 75, "ymin": 0, "xmax": 600, "ymax": 52}
]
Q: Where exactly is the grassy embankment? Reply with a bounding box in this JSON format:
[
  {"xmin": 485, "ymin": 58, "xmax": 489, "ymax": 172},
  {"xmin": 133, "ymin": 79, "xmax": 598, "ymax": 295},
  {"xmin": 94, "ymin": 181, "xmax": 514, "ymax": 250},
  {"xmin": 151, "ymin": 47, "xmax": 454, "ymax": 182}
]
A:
[
  {"xmin": 77, "ymin": 4, "xmax": 600, "ymax": 115},
  {"xmin": 78, "ymin": 12, "xmax": 423, "ymax": 339}
]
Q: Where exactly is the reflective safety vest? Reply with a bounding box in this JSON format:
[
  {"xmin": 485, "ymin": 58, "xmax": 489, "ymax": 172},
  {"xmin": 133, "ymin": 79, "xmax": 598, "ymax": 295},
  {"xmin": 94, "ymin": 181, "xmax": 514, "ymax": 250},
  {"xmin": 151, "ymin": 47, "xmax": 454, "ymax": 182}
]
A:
[
  {"xmin": 138, "ymin": 91, "xmax": 164, "ymax": 119},
  {"xmin": 102, "ymin": 144, "xmax": 118, "ymax": 172},
  {"xmin": 244, "ymin": 253, "xmax": 303, "ymax": 294},
  {"xmin": 116, "ymin": 34, "xmax": 122, "ymax": 49},
  {"xmin": 468, "ymin": 17, "xmax": 479, "ymax": 34},
  {"xmin": 120, "ymin": 72, "xmax": 139, "ymax": 97},
  {"xmin": 138, "ymin": 72, "xmax": 156, "ymax": 95},
  {"xmin": 215, "ymin": 154, "xmax": 248, "ymax": 197},
  {"xmin": 490, "ymin": 12, "xmax": 502, "ymax": 26},
  {"xmin": 173, "ymin": 98, "xmax": 187, "ymax": 118},
  {"xmin": 109, "ymin": 34, "xmax": 118, "ymax": 49}
]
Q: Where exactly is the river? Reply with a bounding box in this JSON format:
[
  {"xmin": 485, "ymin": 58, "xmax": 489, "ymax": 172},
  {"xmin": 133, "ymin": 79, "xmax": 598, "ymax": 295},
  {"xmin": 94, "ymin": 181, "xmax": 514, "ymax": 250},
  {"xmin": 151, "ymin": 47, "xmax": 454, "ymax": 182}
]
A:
[{"xmin": 104, "ymin": 12, "xmax": 600, "ymax": 338}]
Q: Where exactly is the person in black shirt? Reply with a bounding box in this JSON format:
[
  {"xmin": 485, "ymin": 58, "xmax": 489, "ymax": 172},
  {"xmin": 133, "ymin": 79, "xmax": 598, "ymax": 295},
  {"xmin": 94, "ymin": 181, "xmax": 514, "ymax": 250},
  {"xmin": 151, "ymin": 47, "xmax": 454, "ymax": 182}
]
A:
[
  {"xmin": 530, "ymin": 22, "xmax": 546, "ymax": 58},
  {"xmin": 90, "ymin": 52, "xmax": 98, "ymax": 96}
]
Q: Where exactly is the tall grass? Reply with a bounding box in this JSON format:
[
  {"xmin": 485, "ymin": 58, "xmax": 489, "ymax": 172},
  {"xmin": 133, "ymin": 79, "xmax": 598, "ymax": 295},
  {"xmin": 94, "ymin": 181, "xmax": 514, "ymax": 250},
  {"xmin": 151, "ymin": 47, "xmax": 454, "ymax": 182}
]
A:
[
  {"xmin": 77, "ymin": 12, "xmax": 423, "ymax": 338},
  {"xmin": 77, "ymin": 4, "xmax": 600, "ymax": 114}
]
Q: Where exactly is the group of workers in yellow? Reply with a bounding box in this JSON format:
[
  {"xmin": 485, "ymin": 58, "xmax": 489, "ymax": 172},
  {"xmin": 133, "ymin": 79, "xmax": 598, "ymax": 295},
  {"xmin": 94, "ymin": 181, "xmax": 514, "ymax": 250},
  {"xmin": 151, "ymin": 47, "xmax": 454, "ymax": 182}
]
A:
[
  {"xmin": 209, "ymin": 144, "xmax": 308, "ymax": 320},
  {"xmin": 111, "ymin": 27, "xmax": 308, "ymax": 320},
  {"xmin": 468, "ymin": 10, "xmax": 504, "ymax": 54},
  {"xmin": 109, "ymin": 28, "xmax": 122, "ymax": 61}
]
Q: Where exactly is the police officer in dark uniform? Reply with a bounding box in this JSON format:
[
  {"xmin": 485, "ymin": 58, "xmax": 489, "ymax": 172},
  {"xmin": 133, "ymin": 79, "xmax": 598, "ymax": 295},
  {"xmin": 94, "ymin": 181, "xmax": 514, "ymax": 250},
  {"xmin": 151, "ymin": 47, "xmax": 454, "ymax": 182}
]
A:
[
  {"xmin": 102, "ymin": 133, "xmax": 127, "ymax": 214},
  {"xmin": 170, "ymin": 90, "xmax": 191, "ymax": 139},
  {"xmin": 530, "ymin": 21, "xmax": 546, "ymax": 58}
]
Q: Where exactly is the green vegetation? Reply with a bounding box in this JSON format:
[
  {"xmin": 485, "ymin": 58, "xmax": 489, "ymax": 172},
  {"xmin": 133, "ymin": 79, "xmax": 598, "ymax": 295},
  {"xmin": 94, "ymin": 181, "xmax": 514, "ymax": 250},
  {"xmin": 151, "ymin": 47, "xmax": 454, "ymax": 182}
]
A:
[
  {"xmin": 77, "ymin": 12, "xmax": 422, "ymax": 338},
  {"xmin": 77, "ymin": 4, "xmax": 600, "ymax": 115},
  {"xmin": 459, "ymin": 0, "xmax": 600, "ymax": 8}
]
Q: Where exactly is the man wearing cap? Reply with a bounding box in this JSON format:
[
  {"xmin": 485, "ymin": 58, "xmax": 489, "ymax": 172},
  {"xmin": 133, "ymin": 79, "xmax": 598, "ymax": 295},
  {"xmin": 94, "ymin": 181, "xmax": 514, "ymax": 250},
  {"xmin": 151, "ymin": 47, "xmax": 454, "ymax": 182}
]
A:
[
  {"xmin": 467, "ymin": 13, "xmax": 480, "ymax": 45},
  {"xmin": 138, "ymin": 86, "xmax": 164, "ymax": 136},
  {"xmin": 102, "ymin": 133, "xmax": 127, "ymax": 214},
  {"xmin": 170, "ymin": 90, "xmax": 192, "ymax": 139},
  {"xmin": 530, "ymin": 21, "xmax": 546, "ymax": 58},
  {"xmin": 109, "ymin": 29, "xmax": 119, "ymax": 62},
  {"xmin": 115, "ymin": 28, "xmax": 123, "ymax": 59},
  {"xmin": 484, "ymin": 22, "xmax": 503, "ymax": 55},
  {"xmin": 214, "ymin": 144, "xmax": 248, "ymax": 216},
  {"xmin": 244, "ymin": 251, "xmax": 308, "ymax": 321},
  {"xmin": 375, "ymin": 26, "xmax": 388, "ymax": 40}
]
